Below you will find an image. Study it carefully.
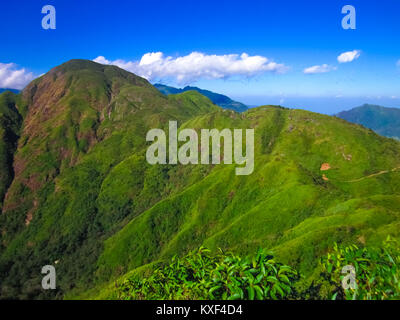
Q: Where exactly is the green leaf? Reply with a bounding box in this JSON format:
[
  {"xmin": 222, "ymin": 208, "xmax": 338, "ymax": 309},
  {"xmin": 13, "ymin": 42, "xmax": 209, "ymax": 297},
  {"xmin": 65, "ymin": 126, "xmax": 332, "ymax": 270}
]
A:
[{"xmin": 247, "ymin": 286, "xmax": 255, "ymax": 300}]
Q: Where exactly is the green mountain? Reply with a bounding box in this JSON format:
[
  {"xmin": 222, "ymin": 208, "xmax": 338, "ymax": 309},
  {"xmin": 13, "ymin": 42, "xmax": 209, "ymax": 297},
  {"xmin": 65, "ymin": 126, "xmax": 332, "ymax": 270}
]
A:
[
  {"xmin": 336, "ymin": 104, "xmax": 400, "ymax": 139},
  {"xmin": 154, "ymin": 83, "xmax": 248, "ymax": 112},
  {"xmin": 1, "ymin": 60, "xmax": 400, "ymax": 300}
]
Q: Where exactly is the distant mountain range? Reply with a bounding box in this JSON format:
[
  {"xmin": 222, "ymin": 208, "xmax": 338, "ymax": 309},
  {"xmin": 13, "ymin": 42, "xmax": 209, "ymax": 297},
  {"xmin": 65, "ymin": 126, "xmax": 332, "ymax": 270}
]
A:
[
  {"xmin": 0, "ymin": 88, "xmax": 19, "ymax": 94},
  {"xmin": 336, "ymin": 104, "xmax": 400, "ymax": 139},
  {"xmin": 154, "ymin": 83, "xmax": 248, "ymax": 112}
]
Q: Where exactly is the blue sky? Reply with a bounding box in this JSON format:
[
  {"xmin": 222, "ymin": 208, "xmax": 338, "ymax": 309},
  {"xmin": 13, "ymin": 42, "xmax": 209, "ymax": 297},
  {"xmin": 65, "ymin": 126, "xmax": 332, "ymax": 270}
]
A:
[{"xmin": 0, "ymin": 0, "xmax": 399, "ymax": 113}]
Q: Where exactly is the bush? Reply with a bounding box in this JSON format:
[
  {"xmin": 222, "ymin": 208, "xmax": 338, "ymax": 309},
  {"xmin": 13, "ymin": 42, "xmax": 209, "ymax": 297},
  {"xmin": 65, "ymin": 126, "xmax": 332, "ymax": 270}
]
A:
[
  {"xmin": 116, "ymin": 247, "xmax": 299, "ymax": 300},
  {"xmin": 320, "ymin": 237, "xmax": 400, "ymax": 300}
]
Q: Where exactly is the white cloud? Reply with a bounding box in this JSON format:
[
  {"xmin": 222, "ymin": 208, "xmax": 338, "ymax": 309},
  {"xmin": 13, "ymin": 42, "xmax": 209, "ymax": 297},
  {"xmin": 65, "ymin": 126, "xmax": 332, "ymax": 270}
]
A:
[
  {"xmin": 303, "ymin": 64, "xmax": 336, "ymax": 74},
  {"xmin": 0, "ymin": 62, "xmax": 35, "ymax": 90},
  {"xmin": 93, "ymin": 52, "xmax": 288, "ymax": 83},
  {"xmin": 337, "ymin": 50, "xmax": 361, "ymax": 63}
]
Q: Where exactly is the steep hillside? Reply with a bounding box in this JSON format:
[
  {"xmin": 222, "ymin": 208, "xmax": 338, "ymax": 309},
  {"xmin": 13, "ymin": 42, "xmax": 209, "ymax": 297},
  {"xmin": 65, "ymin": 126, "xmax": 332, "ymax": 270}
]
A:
[
  {"xmin": 336, "ymin": 104, "xmax": 400, "ymax": 139},
  {"xmin": 0, "ymin": 60, "xmax": 218, "ymax": 299},
  {"xmin": 95, "ymin": 106, "xmax": 400, "ymax": 286},
  {"xmin": 154, "ymin": 84, "xmax": 248, "ymax": 112},
  {"xmin": 1, "ymin": 60, "xmax": 400, "ymax": 300},
  {"xmin": 0, "ymin": 92, "xmax": 22, "ymax": 210}
]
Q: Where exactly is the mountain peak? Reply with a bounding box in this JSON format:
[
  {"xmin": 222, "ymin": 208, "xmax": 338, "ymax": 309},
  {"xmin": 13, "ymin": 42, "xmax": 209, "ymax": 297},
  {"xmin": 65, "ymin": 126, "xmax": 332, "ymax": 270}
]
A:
[
  {"xmin": 55, "ymin": 59, "xmax": 103, "ymax": 70},
  {"xmin": 43, "ymin": 59, "xmax": 150, "ymax": 85}
]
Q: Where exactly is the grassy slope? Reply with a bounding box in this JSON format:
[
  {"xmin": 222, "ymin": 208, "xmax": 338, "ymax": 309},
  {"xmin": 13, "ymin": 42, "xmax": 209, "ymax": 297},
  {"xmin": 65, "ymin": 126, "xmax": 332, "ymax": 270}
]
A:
[{"xmin": 89, "ymin": 106, "xmax": 400, "ymax": 298}]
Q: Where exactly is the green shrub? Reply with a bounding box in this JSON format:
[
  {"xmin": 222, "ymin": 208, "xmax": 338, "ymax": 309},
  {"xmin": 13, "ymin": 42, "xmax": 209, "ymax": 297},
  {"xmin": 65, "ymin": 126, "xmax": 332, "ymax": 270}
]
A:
[
  {"xmin": 116, "ymin": 247, "xmax": 299, "ymax": 300},
  {"xmin": 320, "ymin": 237, "xmax": 400, "ymax": 300}
]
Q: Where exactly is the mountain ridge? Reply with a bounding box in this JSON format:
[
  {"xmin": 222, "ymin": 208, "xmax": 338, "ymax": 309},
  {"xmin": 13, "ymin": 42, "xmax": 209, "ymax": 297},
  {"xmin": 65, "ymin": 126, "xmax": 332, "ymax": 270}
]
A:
[{"xmin": 154, "ymin": 83, "xmax": 248, "ymax": 112}]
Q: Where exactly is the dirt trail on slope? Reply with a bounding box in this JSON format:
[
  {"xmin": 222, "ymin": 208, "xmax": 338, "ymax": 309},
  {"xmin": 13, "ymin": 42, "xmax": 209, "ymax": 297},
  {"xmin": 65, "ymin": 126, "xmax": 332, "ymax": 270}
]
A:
[{"xmin": 345, "ymin": 166, "xmax": 400, "ymax": 183}]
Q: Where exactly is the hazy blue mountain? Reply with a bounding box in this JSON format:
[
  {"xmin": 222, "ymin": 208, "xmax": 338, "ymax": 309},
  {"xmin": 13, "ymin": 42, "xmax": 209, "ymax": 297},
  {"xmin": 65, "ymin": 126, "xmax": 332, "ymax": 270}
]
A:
[
  {"xmin": 336, "ymin": 104, "xmax": 400, "ymax": 139},
  {"xmin": 0, "ymin": 89, "xmax": 19, "ymax": 94},
  {"xmin": 154, "ymin": 84, "xmax": 248, "ymax": 112}
]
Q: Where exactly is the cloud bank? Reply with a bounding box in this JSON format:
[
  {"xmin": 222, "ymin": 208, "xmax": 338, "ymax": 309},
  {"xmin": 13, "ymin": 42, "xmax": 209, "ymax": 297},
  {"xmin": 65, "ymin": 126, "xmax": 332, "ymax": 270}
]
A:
[
  {"xmin": 337, "ymin": 50, "xmax": 361, "ymax": 63},
  {"xmin": 94, "ymin": 52, "xmax": 288, "ymax": 83},
  {"xmin": 0, "ymin": 62, "xmax": 35, "ymax": 90},
  {"xmin": 303, "ymin": 64, "xmax": 336, "ymax": 74}
]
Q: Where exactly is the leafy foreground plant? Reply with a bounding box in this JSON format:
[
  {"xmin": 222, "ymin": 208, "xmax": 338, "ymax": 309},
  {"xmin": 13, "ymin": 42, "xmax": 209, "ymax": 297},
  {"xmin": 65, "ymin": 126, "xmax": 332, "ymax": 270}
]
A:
[
  {"xmin": 116, "ymin": 247, "xmax": 299, "ymax": 300},
  {"xmin": 320, "ymin": 237, "xmax": 400, "ymax": 300}
]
